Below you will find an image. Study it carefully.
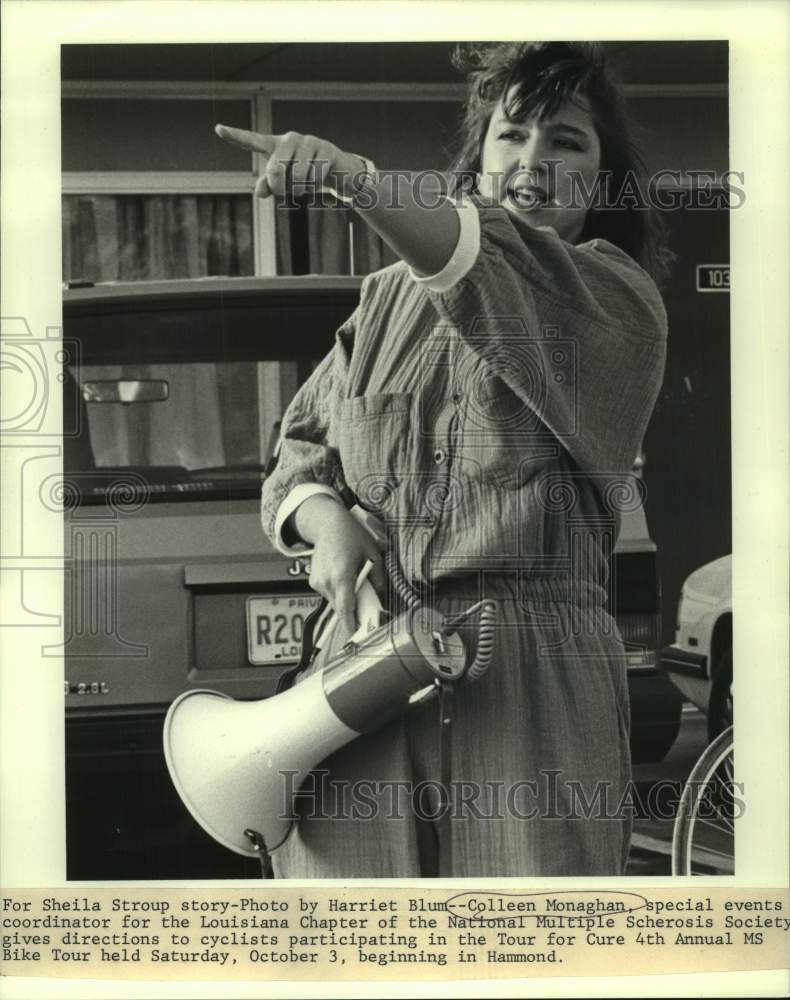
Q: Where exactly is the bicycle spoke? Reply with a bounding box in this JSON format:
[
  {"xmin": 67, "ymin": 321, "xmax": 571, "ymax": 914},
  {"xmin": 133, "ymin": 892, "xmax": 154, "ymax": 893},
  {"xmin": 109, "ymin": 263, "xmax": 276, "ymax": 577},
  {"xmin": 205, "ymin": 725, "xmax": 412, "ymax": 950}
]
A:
[
  {"xmin": 694, "ymin": 816, "xmax": 735, "ymax": 838},
  {"xmin": 690, "ymin": 845, "xmax": 734, "ymax": 862},
  {"xmin": 695, "ymin": 808, "xmax": 735, "ymax": 834},
  {"xmin": 708, "ymin": 796, "xmax": 735, "ymax": 819},
  {"xmin": 689, "ymin": 842, "xmax": 736, "ymax": 874},
  {"xmin": 698, "ymin": 790, "xmax": 736, "ymax": 830}
]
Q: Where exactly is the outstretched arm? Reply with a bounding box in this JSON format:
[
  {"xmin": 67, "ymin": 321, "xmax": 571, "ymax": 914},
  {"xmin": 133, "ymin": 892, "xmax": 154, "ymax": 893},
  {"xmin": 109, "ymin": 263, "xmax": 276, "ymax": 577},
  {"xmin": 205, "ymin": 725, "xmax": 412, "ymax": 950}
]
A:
[{"xmin": 215, "ymin": 125, "xmax": 461, "ymax": 277}]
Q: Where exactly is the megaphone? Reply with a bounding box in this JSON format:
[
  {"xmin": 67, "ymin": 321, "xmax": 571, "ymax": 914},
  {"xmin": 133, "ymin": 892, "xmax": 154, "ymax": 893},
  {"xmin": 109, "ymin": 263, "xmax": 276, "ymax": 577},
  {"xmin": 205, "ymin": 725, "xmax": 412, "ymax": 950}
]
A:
[{"xmin": 164, "ymin": 602, "xmax": 494, "ymax": 859}]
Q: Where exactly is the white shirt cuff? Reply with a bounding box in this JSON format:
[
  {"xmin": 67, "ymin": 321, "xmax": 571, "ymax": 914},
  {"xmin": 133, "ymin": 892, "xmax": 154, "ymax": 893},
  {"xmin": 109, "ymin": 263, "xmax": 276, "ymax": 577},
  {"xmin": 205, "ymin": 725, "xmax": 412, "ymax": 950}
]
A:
[
  {"xmin": 408, "ymin": 197, "xmax": 481, "ymax": 292},
  {"xmin": 273, "ymin": 483, "xmax": 342, "ymax": 557}
]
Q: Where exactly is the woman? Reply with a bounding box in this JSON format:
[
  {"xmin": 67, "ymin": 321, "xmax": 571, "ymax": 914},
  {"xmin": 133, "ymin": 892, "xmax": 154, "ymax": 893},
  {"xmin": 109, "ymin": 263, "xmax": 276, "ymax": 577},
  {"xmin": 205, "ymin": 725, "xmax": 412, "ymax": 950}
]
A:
[{"xmin": 217, "ymin": 42, "xmax": 668, "ymax": 877}]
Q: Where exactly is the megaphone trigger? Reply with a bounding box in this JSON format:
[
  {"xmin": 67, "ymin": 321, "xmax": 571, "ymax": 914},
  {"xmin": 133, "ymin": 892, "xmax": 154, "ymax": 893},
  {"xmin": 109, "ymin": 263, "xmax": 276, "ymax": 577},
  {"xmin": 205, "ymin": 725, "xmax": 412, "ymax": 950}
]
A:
[{"xmin": 407, "ymin": 680, "xmax": 440, "ymax": 707}]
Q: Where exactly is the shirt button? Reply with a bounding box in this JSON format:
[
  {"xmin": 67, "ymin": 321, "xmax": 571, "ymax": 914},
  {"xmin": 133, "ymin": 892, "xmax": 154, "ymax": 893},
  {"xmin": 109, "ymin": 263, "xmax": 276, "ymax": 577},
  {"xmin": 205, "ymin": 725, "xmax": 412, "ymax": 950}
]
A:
[
  {"xmin": 433, "ymin": 448, "xmax": 447, "ymax": 464},
  {"xmin": 452, "ymin": 387, "xmax": 463, "ymax": 404}
]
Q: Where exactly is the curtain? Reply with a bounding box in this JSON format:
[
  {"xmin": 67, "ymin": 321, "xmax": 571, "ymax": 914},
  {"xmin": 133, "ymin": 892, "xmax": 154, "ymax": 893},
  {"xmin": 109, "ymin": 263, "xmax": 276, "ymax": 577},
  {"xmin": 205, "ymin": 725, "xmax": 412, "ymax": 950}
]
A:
[
  {"xmin": 62, "ymin": 194, "xmax": 253, "ymax": 283},
  {"xmin": 275, "ymin": 199, "xmax": 394, "ymax": 276}
]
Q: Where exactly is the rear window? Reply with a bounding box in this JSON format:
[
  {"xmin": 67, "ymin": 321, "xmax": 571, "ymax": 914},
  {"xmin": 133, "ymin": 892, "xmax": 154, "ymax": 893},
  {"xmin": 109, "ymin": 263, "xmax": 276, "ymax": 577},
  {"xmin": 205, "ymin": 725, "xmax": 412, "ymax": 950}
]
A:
[
  {"xmin": 63, "ymin": 284, "xmax": 356, "ymax": 503},
  {"xmin": 66, "ymin": 359, "xmax": 317, "ymax": 501}
]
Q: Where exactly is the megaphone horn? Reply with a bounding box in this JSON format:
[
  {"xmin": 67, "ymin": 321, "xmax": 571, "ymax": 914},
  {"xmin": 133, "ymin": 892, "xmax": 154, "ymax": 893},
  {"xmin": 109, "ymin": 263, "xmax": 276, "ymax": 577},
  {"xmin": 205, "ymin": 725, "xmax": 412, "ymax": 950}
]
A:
[{"xmin": 164, "ymin": 604, "xmax": 473, "ymax": 858}]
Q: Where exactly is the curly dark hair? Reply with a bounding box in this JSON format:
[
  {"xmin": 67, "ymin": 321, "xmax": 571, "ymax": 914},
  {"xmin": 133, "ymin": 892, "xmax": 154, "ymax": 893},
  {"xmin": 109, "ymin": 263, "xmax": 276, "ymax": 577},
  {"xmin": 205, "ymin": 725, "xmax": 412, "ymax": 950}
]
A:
[{"xmin": 449, "ymin": 42, "xmax": 672, "ymax": 286}]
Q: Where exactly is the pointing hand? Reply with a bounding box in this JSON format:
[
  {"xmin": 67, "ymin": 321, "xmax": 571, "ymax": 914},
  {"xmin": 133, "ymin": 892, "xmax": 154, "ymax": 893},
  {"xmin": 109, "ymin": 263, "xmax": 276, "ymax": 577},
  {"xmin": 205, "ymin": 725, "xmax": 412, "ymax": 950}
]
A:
[{"xmin": 215, "ymin": 124, "xmax": 367, "ymax": 201}]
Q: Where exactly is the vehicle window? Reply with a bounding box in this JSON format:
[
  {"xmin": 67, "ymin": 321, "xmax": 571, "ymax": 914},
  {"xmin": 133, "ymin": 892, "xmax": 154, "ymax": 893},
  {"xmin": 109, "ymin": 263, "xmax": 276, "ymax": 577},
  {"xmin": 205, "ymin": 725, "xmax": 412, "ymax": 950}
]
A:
[{"xmin": 64, "ymin": 358, "xmax": 316, "ymax": 502}]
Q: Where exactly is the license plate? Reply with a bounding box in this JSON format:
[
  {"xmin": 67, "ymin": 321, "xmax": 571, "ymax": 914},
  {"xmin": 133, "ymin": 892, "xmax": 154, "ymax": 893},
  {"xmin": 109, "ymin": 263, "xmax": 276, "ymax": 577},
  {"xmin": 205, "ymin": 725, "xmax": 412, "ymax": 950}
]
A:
[{"xmin": 246, "ymin": 593, "xmax": 322, "ymax": 666}]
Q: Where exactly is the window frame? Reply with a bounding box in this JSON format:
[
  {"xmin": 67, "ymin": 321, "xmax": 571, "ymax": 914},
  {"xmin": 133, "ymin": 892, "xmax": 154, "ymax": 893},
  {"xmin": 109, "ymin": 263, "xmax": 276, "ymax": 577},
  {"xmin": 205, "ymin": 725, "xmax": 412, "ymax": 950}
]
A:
[
  {"xmin": 61, "ymin": 79, "xmax": 728, "ymax": 278},
  {"xmin": 61, "ymin": 80, "xmax": 469, "ymax": 277}
]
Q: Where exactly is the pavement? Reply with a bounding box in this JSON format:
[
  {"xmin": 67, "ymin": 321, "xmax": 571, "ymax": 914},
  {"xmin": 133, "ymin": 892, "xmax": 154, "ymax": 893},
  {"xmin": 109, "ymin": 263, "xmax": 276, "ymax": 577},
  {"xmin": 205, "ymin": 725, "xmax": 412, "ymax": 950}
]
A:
[{"xmin": 626, "ymin": 704, "xmax": 709, "ymax": 876}]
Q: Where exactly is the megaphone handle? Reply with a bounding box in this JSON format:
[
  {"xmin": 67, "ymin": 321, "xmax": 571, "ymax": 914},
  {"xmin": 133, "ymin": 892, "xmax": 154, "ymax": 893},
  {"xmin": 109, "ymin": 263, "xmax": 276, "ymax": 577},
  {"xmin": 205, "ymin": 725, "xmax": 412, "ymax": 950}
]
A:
[
  {"xmin": 244, "ymin": 828, "xmax": 275, "ymax": 879},
  {"xmin": 275, "ymin": 597, "xmax": 330, "ymax": 693}
]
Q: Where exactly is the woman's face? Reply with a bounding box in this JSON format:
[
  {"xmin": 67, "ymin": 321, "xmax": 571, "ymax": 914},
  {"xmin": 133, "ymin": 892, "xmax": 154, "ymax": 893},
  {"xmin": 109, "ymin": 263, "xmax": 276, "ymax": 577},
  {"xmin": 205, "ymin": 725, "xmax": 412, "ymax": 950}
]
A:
[{"xmin": 479, "ymin": 93, "xmax": 602, "ymax": 244}]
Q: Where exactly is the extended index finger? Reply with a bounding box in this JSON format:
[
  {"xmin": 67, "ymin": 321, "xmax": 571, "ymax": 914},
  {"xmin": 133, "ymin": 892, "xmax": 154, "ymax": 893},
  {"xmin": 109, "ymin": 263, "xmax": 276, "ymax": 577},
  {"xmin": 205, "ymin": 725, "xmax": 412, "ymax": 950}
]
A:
[{"xmin": 214, "ymin": 124, "xmax": 275, "ymax": 157}]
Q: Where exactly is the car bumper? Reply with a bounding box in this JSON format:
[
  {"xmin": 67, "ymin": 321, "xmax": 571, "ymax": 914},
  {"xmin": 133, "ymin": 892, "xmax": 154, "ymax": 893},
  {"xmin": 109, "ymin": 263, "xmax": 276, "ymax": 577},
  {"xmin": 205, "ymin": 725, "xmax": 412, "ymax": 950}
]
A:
[{"xmin": 660, "ymin": 644, "xmax": 708, "ymax": 679}]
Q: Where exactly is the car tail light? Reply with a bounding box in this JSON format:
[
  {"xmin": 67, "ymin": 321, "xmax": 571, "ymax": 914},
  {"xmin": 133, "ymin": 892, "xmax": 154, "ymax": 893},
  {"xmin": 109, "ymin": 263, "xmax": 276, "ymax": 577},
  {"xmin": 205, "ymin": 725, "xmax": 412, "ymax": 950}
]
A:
[{"xmin": 618, "ymin": 611, "xmax": 661, "ymax": 670}]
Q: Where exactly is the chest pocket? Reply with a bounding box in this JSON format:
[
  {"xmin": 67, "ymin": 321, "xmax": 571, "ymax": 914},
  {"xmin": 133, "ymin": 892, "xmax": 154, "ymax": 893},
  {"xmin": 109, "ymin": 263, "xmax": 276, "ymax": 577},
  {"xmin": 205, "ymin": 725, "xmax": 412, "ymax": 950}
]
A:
[{"xmin": 335, "ymin": 393, "xmax": 414, "ymax": 511}]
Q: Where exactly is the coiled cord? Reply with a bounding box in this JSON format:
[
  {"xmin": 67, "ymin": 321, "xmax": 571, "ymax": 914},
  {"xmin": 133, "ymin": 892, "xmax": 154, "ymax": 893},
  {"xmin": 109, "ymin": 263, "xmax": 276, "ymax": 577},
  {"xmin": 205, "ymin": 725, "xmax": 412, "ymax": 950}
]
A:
[
  {"xmin": 384, "ymin": 546, "xmax": 421, "ymax": 610},
  {"xmin": 384, "ymin": 544, "xmax": 497, "ymax": 686},
  {"xmin": 442, "ymin": 599, "xmax": 498, "ymax": 684}
]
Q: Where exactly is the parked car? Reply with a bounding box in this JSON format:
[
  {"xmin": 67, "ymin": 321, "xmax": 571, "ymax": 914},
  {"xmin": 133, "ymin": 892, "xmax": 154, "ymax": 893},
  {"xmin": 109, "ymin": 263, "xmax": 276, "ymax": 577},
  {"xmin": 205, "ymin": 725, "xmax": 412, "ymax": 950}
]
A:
[
  {"xmin": 660, "ymin": 555, "xmax": 732, "ymax": 741},
  {"xmin": 62, "ymin": 276, "xmax": 682, "ymax": 879}
]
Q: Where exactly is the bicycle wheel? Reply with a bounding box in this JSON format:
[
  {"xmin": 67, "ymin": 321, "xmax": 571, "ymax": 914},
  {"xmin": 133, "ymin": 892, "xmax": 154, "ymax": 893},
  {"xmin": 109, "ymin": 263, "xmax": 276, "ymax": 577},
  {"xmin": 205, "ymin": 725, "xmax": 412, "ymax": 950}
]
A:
[{"xmin": 671, "ymin": 725, "xmax": 735, "ymax": 875}]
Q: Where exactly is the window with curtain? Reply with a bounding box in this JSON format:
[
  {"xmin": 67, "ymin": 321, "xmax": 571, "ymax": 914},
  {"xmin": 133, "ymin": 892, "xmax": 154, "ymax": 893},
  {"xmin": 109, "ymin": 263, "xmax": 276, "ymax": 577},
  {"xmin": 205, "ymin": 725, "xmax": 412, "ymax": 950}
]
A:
[
  {"xmin": 275, "ymin": 197, "xmax": 394, "ymax": 276},
  {"xmin": 272, "ymin": 98, "xmax": 462, "ymax": 276},
  {"xmin": 62, "ymin": 193, "xmax": 254, "ymax": 283}
]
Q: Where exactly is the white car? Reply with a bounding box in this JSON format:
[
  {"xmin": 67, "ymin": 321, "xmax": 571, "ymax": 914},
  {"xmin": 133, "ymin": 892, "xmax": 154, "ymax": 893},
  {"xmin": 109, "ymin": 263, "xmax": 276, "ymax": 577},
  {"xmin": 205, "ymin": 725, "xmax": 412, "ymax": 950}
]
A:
[{"xmin": 661, "ymin": 555, "xmax": 732, "ymax": 740}]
